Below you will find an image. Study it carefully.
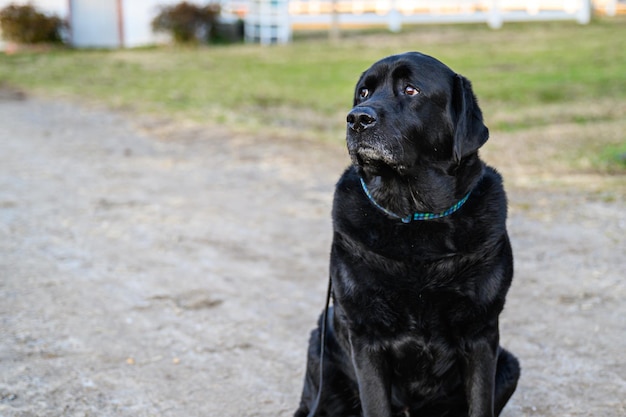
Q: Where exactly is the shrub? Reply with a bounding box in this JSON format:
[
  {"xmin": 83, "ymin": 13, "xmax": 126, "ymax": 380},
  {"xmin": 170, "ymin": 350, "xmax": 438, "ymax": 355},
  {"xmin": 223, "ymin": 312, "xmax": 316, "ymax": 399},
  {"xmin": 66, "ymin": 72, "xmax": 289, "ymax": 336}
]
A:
[
  {"xmin": 151, "ymin": 1, "xmax": 221, "ymax": 44},
  {"xmin": 0, "ymin": 3, "xmax": 66, "ymax": 44}
]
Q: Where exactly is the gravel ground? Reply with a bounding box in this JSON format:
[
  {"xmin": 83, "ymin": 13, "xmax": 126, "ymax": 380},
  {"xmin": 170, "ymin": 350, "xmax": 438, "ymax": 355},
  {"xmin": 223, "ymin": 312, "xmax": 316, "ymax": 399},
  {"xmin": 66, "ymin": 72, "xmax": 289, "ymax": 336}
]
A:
[{"xmin": 0, "ymin": 95, "xmax": 624, "ymax": 417}]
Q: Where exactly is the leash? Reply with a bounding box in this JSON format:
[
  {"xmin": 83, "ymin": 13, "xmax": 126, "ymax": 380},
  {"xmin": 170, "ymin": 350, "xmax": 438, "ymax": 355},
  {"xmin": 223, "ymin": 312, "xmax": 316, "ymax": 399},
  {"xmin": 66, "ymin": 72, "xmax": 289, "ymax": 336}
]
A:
[{"xmin": 307, "ymin": 273, "xmax": 333, "ymax": 417}]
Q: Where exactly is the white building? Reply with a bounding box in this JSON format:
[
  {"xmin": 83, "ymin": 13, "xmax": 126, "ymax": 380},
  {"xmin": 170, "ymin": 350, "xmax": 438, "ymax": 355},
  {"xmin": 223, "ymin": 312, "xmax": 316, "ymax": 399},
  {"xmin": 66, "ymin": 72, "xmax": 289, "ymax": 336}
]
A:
[
  {"xmin": 0, "ymin": 0, "xmax": 184, "ymax": 48},
  {"xmin": 68, "ymin": 0, "xmax": 175, "ymax": 48}
]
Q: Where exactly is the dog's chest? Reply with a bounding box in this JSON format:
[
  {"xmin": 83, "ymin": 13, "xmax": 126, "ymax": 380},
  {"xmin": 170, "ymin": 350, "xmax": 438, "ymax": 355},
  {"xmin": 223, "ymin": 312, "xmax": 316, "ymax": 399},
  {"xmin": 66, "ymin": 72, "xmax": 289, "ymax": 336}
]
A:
[
  {"xmin": 332, "ymin": 228, "xmax": 481, "ymax": 352},
  {"xmin": 337, "ymin": 277, "xmax": 469, "ymax": 339},
  {"xmin": 334, "ymin": 269, "xmax": 469, "ymax": 401}
]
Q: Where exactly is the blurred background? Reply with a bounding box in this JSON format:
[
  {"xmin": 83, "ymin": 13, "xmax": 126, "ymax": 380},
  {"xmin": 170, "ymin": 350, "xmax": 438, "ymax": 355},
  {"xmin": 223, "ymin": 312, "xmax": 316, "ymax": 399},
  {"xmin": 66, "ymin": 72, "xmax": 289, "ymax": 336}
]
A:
[
  {"xmin": 0, "ymin": 2, "xmax": 625, "ymax": 417},
  {"xmin": 0, "ymin": 0, "xmax": 626, "ymax": 187},
  {"xmin": 0, "ymin": 0, "xmax": 624, "ymax": 187}
]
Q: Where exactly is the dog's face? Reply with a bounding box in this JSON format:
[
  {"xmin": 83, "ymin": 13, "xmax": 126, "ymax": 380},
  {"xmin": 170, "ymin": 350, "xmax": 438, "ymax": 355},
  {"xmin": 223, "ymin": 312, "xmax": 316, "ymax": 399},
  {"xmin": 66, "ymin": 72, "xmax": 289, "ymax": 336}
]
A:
[{"xmin": 347, "ymin": 52, "xmax": 489, "ymax": 177}]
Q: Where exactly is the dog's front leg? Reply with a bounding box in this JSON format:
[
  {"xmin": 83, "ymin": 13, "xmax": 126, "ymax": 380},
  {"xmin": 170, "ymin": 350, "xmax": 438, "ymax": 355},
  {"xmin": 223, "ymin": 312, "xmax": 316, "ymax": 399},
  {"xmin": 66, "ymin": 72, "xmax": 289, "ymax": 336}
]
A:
[
  {"xmin": 350, "ymin": 337, "xmax": 392, "ymax": 417},
  {"xmin": 464, "ymin": 337, "xmax": 498, "ymax": 417}
]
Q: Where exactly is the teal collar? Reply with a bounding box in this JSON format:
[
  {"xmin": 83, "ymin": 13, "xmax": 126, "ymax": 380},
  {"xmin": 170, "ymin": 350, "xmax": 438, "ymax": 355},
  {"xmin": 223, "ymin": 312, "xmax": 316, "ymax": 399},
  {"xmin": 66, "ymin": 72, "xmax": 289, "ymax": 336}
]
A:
[{"xmin": 359, "ymin": 177, "xmax": 471, "ymax": 223}]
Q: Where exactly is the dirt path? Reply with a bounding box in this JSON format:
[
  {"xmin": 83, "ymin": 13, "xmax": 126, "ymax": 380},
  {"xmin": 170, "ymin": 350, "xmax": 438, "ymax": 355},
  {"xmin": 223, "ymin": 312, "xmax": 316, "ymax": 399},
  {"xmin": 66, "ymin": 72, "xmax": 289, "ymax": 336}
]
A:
[{"xmin": 0, "ymin": 96, "xmax": 624, "ymax": 417}]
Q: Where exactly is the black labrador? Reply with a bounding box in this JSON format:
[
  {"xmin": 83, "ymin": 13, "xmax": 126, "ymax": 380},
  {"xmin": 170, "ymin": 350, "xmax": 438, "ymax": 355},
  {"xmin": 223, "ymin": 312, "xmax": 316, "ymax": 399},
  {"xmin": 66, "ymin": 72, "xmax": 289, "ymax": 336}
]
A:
[{"xmin": 294, "ymin": 52, "xmax": 520, "ymax": 417}]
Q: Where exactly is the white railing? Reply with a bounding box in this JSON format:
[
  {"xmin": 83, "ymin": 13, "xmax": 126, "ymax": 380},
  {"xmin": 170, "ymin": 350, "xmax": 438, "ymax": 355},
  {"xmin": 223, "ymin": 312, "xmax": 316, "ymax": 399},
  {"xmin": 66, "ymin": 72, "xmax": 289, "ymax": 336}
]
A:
[
  {"xmin": 287, "ymin": 0, "xmax": 592, "ymax": 30},
  {"xmin": 241, "ymin": 0, "xmax": 594, "ymax": 44}
]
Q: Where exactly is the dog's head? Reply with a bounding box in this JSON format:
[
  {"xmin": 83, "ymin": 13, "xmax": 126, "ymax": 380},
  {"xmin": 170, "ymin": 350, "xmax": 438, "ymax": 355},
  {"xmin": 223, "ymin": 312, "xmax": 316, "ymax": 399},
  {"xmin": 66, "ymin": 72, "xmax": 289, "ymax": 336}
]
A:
[{"xmin": 347, "ymin": 52, "xmax": 488, "ymax": 177}]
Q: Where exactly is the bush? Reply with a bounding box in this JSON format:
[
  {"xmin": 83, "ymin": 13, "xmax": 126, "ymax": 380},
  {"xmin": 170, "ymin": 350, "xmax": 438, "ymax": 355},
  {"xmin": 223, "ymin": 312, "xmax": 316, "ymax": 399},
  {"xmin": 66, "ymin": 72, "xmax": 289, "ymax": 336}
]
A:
[
  {"xmin": 0, "ymin": 3, "xmax": 66, "ymax": 44},
  {"xmin": 152, "ymin": 1, "xmax": 221, "ymax": 44}
]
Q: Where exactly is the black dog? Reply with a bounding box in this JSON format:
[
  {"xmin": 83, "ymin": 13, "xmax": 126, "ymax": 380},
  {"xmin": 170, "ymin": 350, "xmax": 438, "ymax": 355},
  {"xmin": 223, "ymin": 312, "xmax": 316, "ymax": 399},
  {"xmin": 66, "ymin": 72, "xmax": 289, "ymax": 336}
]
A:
[{"xmin": 294, "ymin": 52, "xmax": 520, "ymax": 417}]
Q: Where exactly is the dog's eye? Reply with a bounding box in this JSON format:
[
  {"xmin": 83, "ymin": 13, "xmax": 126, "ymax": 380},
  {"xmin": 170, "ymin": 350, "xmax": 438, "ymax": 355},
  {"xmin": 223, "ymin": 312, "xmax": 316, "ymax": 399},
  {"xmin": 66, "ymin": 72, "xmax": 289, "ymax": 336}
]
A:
[
  {"xmin": 404, "ymin": 85, "xmax": 421, "ymax": 96},
  {"xmin": 358, "ymin": 88, "xmax": 369, "ymax": 99}
]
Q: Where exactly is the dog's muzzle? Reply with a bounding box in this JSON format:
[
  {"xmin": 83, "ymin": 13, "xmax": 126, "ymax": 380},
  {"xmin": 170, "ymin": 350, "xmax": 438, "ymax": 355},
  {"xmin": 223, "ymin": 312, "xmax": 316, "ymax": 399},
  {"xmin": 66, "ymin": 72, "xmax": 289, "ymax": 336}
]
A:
[{"xmin": 346, "ymin": 105, "xmax": 407, "ymax": 175}]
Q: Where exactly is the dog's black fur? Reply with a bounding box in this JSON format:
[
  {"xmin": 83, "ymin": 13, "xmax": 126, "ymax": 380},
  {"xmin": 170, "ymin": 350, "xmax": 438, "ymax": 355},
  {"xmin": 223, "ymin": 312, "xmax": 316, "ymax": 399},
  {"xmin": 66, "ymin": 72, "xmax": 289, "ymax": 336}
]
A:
[{"xmin": 294, "ymin": 52, "xmax": 520, "ymax": 417}]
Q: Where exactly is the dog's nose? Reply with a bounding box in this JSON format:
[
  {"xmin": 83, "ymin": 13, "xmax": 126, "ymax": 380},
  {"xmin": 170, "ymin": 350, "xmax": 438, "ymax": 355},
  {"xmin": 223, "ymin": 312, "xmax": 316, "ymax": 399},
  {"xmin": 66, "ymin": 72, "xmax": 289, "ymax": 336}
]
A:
[{"xmin": 347, "ymin": 107, "xmax": 377, "ymax": 132}]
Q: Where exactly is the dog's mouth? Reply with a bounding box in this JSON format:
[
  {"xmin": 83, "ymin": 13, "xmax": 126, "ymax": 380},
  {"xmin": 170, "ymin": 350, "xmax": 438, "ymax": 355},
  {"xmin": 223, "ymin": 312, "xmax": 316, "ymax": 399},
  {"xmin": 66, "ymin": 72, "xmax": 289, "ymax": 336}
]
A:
[
  {"xmin": 347, "ymin": 125, "xmax": 410, "ymax": 176},
  {"xmin": 349, "ymin": 145, "xmax": 406, "ymax": 176}
]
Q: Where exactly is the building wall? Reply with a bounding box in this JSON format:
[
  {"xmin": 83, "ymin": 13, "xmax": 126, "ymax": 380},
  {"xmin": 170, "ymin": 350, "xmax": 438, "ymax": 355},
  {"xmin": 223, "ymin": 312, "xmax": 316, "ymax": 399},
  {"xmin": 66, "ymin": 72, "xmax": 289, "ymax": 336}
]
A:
[
  {"xmin": 121, "ymin": 1, "xmax": 176, "ymax": 48},
  {"xmin": 69, "ymin": 0, "xmax": 121, "ymax": 48},
  {"xmin": 69, "ymin": 0, "xmax": 181, "ymax": 48}
]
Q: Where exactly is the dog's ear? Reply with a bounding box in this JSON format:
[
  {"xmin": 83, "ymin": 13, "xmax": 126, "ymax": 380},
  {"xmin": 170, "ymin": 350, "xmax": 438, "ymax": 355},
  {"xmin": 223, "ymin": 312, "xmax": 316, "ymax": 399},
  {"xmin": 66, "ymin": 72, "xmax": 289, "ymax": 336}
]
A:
[{"xmin": 452, "ymin": 74, "xmax": 489, "ymax": 162}]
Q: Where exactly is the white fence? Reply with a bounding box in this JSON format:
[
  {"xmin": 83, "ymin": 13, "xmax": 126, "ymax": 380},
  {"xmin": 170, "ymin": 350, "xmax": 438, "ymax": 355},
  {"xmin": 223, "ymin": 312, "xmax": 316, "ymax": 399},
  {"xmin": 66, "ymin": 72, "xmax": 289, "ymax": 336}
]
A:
[
  {"xmin": 288, "ymin": 0, "xmax": 592, "ymax": 30},
  {"xmin": 245, "ymin": 0, "xmax": 291, "ymax": 44}
]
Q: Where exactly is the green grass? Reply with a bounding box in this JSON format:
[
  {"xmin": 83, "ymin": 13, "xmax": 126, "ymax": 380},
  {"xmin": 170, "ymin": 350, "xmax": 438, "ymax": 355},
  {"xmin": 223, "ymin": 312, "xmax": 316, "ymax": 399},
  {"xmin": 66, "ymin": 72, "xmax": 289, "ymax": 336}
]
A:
[
  {"xmin": 1, "ymin": 16, "xmax": 625, "ymax": 174},
  {"xmin": 594, "ymin": 142, "xmax": 626, "ymax": 173}
]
